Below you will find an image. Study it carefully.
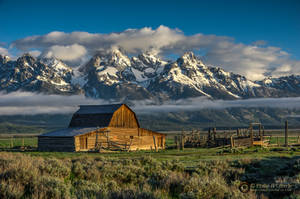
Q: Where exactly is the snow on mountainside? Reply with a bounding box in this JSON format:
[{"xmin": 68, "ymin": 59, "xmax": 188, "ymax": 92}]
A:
[
  {"xmin": 81, "ymin": 49, "xmax": 154, "ymax": 100},
  {"xmin": 148, "ymin": 52, "xmax": 274, "ymax": 100},
  {"xmin": 0, "ymin": 51, "xmax": 300, "ymax": 101},
  {"xmin": 257, "ymin": 75, "xmax": 300, "ymax": 97},
  {"xmin": 0, "ymin": 54, "xmax": 81, "ymax": 95},
  {"xmin": 40, "ymin": 57, "xmax": 72, "ymax": 75}
]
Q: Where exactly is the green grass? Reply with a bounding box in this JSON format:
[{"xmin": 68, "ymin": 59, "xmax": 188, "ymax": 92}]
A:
[
  {"xmin": 1, "ymin": 141, "xmax": 300, "ymax": 198},
  {"xmin": 0, "ymin": 136, "xmax": 300, "ymax": 163},
  {"xmin": 0, "ymin": 137, "xmax": 37, "ymax": 148},
  {"xmin": 1, "ymin": 136, "xmax": 300, "ymax": 168},
  {"xmin": 1, "ymin": 149, "xmax": 300, "ymax": 198},
  {"xmin": 269, "ymin": 136, "xmax": 299, "ymax": 145},
  {"xmin": 24, "ymin": 146, "xmax": 300, "ymax": 167}
]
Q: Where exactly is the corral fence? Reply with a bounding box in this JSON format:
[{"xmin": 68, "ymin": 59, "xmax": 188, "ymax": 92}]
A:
[{"xmin": 173, "ymin": 121, "xmax": 300, "ymax": 150}]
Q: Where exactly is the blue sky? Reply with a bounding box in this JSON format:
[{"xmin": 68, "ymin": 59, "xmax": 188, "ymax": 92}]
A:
[
  {"xmin": 0, "ymin": 0, "xmax": 299, "ymax": 79},
  {"xmin": 0, "ymin": 0, "xmax": 299, "ymax": 56}
]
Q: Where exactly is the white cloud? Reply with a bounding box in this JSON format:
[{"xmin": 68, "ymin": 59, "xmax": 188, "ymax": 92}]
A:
[
  {"xmin": 0, "ymin": 47, "xmax": 9, "ymax": 56},
  {"xmin": 11, "ymin": 25, "xmax": 300, "ymax": 80},
  {"xmin": 133, "ymin": 97, "xmax": 300, "ymax": 114},
  {"xmin": 41, "ymin": 43, "xmax": 87, "ymax": 62},
  {"xmin": 1, "ymin": 92, "xmax": 300, "ymax": 115},
  {"xmin": 28, "ymin": 50, "xmax": 41, "ymax": 57},
  {"xmin": 0, "ymin": 92, "xmax": 111, "ymax": 115},
  {"xmin": 270, "ymin": 60, "xmax": 300, "ymax": 77}
]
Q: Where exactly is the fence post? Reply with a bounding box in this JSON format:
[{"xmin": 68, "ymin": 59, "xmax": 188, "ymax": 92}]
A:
[
  {"xmin": 213, "ymin": 128, "xmax": 216, "ymax": 140},
  {"xmin": 208, "ymin": 128, "xmax": 211, "ymax": 141},
  {"xmin": 250, "ymin": 124, "xmax": 253, "ymax": 146},
  {"xmin": 175, "ymin": 136, "xmax": 179, "ymax": 150},
  {"xmin": 180, "ymin": 131, "xmax": 185, "ymax": 150},
  {"xmin": 179, "ymin": 135, "xmax": 182, "ymax": 150},
  {"xmin": 153, "ymin": 136, "xmax": 157, "ymax": 152},
  {"xmin": 259, "ymin": 124, "xmax": 263, "ymax": 141},
  {"xmin": 230, "ymin": 135, "xmax": 234, "ymax": 148},
  {"xmin": 285, "ymin": 120, "xmax": 288, "ymax": 147},
  {"xmin": 277, "ymin": 136, "xmax": 279, "ymax": 147}
]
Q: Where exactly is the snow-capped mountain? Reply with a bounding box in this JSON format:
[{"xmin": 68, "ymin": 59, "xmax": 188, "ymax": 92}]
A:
[
  {"xmin": 0, "ymin": 54, "xmax": 82, "ymax": 95},
  {"xmin": 81, "ymin": 49, "xmax": 154, "ymax": 100},
  {"xmin": 0, "ymin": 51, "xmax": 300, "ymax": 101},
  {"xmin": 257, "ymin": 75, "xmax": 300, "ymax": 97}
]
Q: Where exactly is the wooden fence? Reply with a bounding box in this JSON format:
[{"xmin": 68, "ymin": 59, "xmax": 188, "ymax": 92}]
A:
[{"xmin": 173, "ymin": 121, "xmax": 300, "ymax": 150}]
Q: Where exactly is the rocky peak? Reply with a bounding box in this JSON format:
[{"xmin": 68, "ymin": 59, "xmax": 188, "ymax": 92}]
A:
[
  {"xmin": 86, "ymin": 48, "xmax": 131, "ymax": 72},
  {"xmin": 103, "ymin": 48, "xmax": 130, "ymax": 67},
  {"xmin": 39, "ymin": 57, "xmax": 72, "ymax": 74},
  {"xmin": 137, "ymin": 52, "xmax": 161, "ymax": 65},
  {"xmin": 182, "ymin": 51, "xmax": 197, "ymax": 60},
  {"xmin": 260, "ymin": 76, "xmax": 274, "ymax": 86},
  {"xmin": 16, "ymin": 53, "xmax": 36, "ymax": 67},
  {"xmin": 0, "ymin": 54, "xmax": 10, "ymax": 65},
  {"xmin": 130, "ymin": 52, "xmax": 167, "ymax": 74},
  {"xmin": 177, "ymin": 52, "xmax": 205, "ymax": 70}
]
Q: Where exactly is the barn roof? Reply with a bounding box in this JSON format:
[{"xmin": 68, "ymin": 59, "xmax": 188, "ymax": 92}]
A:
[
  {"xmin": 39, "ymin": 127, "xmax": 100, "ymax": 137},
  {"xmin": 69, "ymin": 104, "xmax": 136, "ymax": 128},
  {"xmin": 75, "ymin": 104, "xmax": 123, "ymax": 114}
]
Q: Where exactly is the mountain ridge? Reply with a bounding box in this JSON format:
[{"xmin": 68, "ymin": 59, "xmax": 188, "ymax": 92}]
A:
[{"xmin": 1, "ymin": 51, "xmax": 299, "ymax": 101}]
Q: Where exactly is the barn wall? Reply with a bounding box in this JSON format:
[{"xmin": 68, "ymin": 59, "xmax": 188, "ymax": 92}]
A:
[
  {"xmin": 74, "ymin": 127, "xmax": 165, "ymax": 151},
  {"xmin": 38, "ymin": 137, "xmax": 75, "ymax": 152},
  {"xmin": 109, "ymin": 105, "xmax": 139, "ymax": 128}
]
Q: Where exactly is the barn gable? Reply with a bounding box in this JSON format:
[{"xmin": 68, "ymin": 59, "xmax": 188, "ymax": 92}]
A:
[{"xmin": 68, "ymin": 104, "xmax": 139, "ymax": 128}]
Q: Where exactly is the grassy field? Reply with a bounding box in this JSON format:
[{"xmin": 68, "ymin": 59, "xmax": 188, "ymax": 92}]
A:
[
  {"xmin": 1, "ymin": 134, "xmax": 300, "ymax": 198},
  {"xmin": 1, "ymin": 136, "xmax": 300, "ymax": 165},
  {"xmin": 0, "ymin": 135, "xmax": 299, "ymax": 150},
  {"xmin": 0, "ymin": 148, "xmax": 300, "ymax": 199},
  {"xmin": 0, "ymin": 137, "xmax": 38, "ymax": 148}
]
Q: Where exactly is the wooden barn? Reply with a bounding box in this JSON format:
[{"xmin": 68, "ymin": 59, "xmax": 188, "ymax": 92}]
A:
[{"xmin": 38, "ymin": 104, "xmax": 166, "ymax": 152}]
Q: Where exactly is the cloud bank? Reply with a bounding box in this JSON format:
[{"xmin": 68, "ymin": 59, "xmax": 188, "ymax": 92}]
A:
[
  {"xmin": 133, "ymin": 97, "xmax": 300, "ymax": 114},
  {"xmin": 0, "ymin": 92, "xmax": 109, "ymax": 115},
  {"xmin": 0, "ymin": 47, "xmax": 9, "ymax": 56},
  {"xmin": 1, "ymin": 92, "xmax": 300, "ymax": 115},
  {"xmin": 7, "ymin": 25, "xmax": 300, "ymax": 80}
]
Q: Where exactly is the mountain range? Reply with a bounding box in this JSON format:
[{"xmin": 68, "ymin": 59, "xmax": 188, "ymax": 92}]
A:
[{"xmin": 1, "ymin": 49, "xmax": 300, "ymax": 101}]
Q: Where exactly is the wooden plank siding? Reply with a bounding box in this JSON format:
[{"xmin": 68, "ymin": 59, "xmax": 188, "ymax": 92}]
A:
[
  {"xmin": 108, "ymin": 105, "xmax": 139, "ymax": 128},
  {"xmin": 74, "ymin": 127, "xmax": 165, "ymax": 151}
]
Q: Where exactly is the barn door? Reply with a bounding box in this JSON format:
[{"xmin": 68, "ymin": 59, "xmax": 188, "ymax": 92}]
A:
[
  {"xmin": 157, "ymin": 137, "xmax": 162, "ymax": 147},
  {"xmin": 80, "ymin": 137, "xmax": 88, "ymax": 149}
]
